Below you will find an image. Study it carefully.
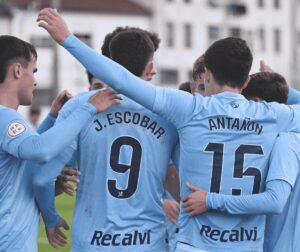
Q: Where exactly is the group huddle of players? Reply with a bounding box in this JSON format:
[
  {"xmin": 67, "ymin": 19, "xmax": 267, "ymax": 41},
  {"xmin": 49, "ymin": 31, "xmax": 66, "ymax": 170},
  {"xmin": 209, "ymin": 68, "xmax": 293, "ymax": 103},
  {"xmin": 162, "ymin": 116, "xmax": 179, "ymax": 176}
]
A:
[{"xmin": 0, "ymin": 7, "xmax": 300, "ymax": 252}]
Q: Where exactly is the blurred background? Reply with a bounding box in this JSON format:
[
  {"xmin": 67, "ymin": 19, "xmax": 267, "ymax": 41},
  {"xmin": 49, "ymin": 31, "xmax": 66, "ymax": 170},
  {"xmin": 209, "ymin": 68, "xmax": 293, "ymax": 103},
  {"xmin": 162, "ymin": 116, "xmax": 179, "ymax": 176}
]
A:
[
  {"xmin": 1, "ymin": 0, "xmax": 300, "ymax": 251},
  {"xmin": 1, "ymin": 0, "xmax": 300, "ymax": 118}
]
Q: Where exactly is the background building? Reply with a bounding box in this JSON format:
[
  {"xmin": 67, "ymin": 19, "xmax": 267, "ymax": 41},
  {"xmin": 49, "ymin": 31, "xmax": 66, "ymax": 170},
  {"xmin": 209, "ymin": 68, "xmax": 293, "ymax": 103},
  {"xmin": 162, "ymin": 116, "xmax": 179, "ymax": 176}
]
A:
[
  {"xmin": 133, "ymin": 0, "xmax": 300, "ymax": 88},
  {"xmin": 1, "ymin": 0, "xmax": 300, "ymax": 117}
]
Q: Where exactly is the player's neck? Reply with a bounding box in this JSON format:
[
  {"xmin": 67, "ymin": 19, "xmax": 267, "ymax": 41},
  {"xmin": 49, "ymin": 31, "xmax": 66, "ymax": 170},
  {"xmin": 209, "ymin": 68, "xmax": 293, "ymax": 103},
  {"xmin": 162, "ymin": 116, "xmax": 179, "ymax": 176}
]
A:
[
  {"xmin": 0, "ymin": 84, "xmax": 20, "ymax": 110},
  {"xmin": 209, "ymin": 83, "xmax": 242, "ymax": 95}
]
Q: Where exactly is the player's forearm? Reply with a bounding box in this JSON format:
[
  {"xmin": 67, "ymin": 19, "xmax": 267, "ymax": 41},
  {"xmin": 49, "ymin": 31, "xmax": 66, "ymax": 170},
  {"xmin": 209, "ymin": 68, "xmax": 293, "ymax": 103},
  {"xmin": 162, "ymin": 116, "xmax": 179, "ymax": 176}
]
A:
[
  {"xmin": 33, "ymin": 147, "xmax": 73, "ymax": 227},
  {"xmin": 288, "ymin": 88, "xmax": 300, "ymax": 105},
  {"xmin": 206, "ymin": 180, "xmax": 291, "ymax": 215},
  {"xmin": 62, "ymin": 35, "xmax": 156, "ymax": 110},
  {"xmin": 17, "ymin": 102, "xmax": 95, "ymax": 163},
  {"xmin": 37, "ymin": 113, "xmax": 57, "ymax": 134}
]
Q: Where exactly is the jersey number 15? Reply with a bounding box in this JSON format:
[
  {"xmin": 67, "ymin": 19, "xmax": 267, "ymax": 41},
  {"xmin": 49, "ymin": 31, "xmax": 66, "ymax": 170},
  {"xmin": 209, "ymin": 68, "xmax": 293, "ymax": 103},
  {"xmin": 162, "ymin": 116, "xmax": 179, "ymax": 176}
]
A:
[{"xmin": 205, "ymin": 143, "xmax": 264, "ymax": 195}]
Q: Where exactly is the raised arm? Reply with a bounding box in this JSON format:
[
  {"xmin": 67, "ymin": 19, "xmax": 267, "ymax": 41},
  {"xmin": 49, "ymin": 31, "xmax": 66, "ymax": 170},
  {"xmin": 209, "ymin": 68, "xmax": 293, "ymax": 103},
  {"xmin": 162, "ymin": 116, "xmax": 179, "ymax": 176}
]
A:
[
  {"xmin": 288, "ymin": 88, "xmax": 300, "ymax": 105},
  {"xmin": 37, "ymin": 8, "xmax": 197, "ymax": 128},
  {"xmin": 37, "ymin": 90, "xmax": 72, "ymax": 133}
]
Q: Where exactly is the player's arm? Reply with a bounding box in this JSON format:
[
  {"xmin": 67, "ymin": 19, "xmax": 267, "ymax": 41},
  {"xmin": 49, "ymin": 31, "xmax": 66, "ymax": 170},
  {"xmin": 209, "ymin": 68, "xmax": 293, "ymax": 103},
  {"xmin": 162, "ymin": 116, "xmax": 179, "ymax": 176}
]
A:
[
  {"xmin": 288, "ymin": 88, "xmax": 300, "ymax": 105},
  {"xmin": 182, "ymin": 180, "xmax": 291, "ymax": 216},
  {"xmin": 37, "ymin": 90, "xmax": 72, "ymax": 133},
  {"xmin": 1, "ymin": 89, "xmax": 119, "ymax": 163},
  {"xmin": 183, "ymin": 133, "xmax": 297, "ymax": 216},
  {"xmin": 164, "ymin": 164, "xmax": 180, "ymax": 202},
  {"xmin": 271, "ymin": 102, "xmax": 300, "ymax": 133},
  {"xmin": 37, "ymin": 113, "xmax": 56, "ymax": 134},
  {"xmin": 205, "ymin": 180, "xmax": 291, "ymax": 215},
  {"xmin": 33, "ymin": 145, "xmax": 75, "ymax": 248},
  {"xmin": 37, "ymin": 8, "xmax": 197, "ymax": 128},
  {"xmin": 33, "ymin": 98, "xmax": 81, "ymax": 248}
]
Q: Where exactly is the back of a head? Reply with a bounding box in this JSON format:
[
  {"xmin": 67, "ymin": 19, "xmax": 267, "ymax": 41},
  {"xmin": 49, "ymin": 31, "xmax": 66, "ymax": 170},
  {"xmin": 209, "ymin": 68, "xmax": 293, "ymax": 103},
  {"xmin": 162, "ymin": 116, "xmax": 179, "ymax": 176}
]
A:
[
  {"xmin": 204, "ymin": 37, "xmax": 253, "ymax": 88},
  {"xmin": 0, "ymin": 35, "xmax": 37, "ymax": 83},
  {"xmin": 101, "ymin": 26, "xmax": 160, "ymax": 58},
  {"xmin": 192, "ymin": 55, "xmax": 205, "ymax": 81},
  {"xmin": 109, "ymin": 30, "xmax": 155, "ymax": 77},
  {"xmin": 179, "ymin": 82, "xmax": 192, "ymax": 93},
  {"xmin": 242, "ymin": 72, "xmax": 288, "ymax": 104}
]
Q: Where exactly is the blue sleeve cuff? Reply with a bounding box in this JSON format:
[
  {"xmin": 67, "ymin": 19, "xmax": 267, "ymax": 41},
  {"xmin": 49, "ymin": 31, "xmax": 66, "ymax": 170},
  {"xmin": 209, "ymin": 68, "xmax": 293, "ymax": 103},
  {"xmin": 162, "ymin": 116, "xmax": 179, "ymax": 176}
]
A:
[
  {"xmin": 47, "ymin": 113, "xmax": 57, "ymax": 121},
  {"xmin": 206, "ymin": 193, "xmax": 213, "ymax": 209},
  {"xmin": 63, "ymin": 34, "xmax": 77, "ymax": 48},
  {"xmin": 43, "ymin": 213, "xmax": 60, "ymax": 228}
]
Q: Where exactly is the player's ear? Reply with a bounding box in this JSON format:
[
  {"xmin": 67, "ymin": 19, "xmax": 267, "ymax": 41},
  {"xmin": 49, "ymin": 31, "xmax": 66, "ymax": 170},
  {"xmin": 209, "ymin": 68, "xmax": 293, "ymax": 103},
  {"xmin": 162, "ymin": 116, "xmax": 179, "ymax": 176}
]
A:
[
  {"xmin": 12, "ymin": 63, "xmax": 23, "ymax": 80},
  {"xmin": 204, "ymin": 67, "xmax": 211, "ymax": 83}
]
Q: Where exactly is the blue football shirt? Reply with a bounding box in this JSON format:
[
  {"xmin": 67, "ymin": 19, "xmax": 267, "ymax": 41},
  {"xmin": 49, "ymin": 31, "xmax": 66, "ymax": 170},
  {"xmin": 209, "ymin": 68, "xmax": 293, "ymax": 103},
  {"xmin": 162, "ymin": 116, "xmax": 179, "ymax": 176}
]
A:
[
  {"xmin": 264, "ymin": 133, "xmax": 300, "ymax": 252},
  {"xmin": 62, "ymin": 35, "xmax": 300, "ymax": 251},
  {"xmin": 56, "ymin": 92, "xmax": 178, "ymax": 252},
  {"xmin": 0, "ymin": 106, "xmax": 40, "ymax": 252}
]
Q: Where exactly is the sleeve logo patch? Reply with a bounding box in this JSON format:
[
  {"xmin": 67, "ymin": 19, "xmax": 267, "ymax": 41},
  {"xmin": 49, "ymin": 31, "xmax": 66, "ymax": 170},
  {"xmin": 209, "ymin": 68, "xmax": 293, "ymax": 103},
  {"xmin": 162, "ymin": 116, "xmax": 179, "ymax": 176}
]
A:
[{"xmin": 7, "ymin": 122, "xmax": 26, "ymax": 137}]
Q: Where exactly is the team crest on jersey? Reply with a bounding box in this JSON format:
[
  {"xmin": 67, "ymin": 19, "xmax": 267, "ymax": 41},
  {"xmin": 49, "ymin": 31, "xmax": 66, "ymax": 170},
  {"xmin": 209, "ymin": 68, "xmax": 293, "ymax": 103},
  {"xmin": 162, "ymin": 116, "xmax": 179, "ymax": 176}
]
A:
[{"xmin": 7, "ymin": 122, "xmax": 26, "ymax": 137}]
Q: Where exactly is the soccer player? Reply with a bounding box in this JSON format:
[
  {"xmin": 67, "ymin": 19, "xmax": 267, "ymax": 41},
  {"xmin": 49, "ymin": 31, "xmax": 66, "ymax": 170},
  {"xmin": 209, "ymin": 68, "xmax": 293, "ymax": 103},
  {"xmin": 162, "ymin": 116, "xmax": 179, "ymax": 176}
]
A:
[
  {"xmin": 243, "ymin": 72, "xmax": 300, "ymax": 252},
  {"xmin": 34, "ymin": 28, "xmax": 178, "ymax": 251},
  {"xmin": 183, "ymin": 72, "xmax": 300, "ymax": 252},
  {"xmin": 101, "ymin": 26, "xmax": 159, "ymax": 82},
  {"xmin": 38, "ymin": 8, "xmax": 300, "ymax": 251},
  {"xmin": 0, "ymin": 34, "xmax": 120, "ymax": 251}
]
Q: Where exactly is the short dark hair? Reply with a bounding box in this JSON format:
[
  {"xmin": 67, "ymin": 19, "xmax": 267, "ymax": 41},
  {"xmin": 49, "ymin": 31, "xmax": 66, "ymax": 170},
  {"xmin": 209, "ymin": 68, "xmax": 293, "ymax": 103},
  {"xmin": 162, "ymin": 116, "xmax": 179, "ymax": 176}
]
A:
[
  {"xmin": 192, "ymin": 54, "xmax": 205, "ymax": 81},
  {"xmin": 204, "ymin": 37, "xmax": 252, "ymax": 88},
  {"xmin": 109, "ymin": 30, "xmax": 155, "ymax": 77},
  {"xmin": 178, "ymin": 82, "xmax": 192, "ymax": 93},
  {"xmin": 242, "ymin": 72, "xmax": 288, "ymax": 104},
  {"xmin": 101, "ymin": 26, "xmax": 160, "ymax": 57},
  {"xmin": 0, "ymin": 35, "xmax": 37, "ymax": 83}
]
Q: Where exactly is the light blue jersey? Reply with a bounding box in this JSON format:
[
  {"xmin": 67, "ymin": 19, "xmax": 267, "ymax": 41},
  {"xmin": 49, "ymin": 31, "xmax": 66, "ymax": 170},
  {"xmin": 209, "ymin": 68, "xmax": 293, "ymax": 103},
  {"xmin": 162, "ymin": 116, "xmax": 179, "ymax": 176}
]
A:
[
  {"xmin": 0, "ymin": 101, "xmax": 96, "ymax": 251},
  {"xmin": 0, "ymin": 106, "xmax": 39, "ymax": 252},
  {"xmin": 156, "ymin": 92, "xmax": 297, "ymax": 252},
  {"xmin": 56, "ymin": 92, "xmax": 178, "ymax": 252},
  {"xmin": 264, "ymin": 133, "xmax": 300, "ymax": 252},
  {"xmin": 62, "ymin": 35, "xmax": 300, "ymax": 251}
]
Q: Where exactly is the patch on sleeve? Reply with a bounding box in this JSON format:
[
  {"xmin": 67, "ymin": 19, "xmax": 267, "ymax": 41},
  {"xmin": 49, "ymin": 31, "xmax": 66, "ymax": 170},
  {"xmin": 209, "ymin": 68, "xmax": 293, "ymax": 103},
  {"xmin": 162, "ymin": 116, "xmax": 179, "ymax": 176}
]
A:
[{"xmin": 7, "ymin": 122, "xmax": 26, "ymax": 137}]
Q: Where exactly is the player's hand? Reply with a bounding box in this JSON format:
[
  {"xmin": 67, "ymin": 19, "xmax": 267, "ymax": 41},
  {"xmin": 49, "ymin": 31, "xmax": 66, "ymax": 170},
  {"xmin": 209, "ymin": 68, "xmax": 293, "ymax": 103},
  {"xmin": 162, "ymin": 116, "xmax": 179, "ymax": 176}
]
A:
[
  {"xmin": 37, "ymin": 8, "xmax": 71, "ymax": 44},
  {"xmin": 46, "ymin": 217, "xmax": 70, "ymax": 248},
  {"xmin": 163, "ymin": 199, "xmax": 179, "ymax": 224},
  {"xmin": 182, "ymin": 182, "xmax": 207, "ymax": 217},
  {"xmin": 88, "ymin": 87, "xmax": 122, "ymax": 113},
  {"xmin": 260, "ymin": 60, "xmax": 273, "ymax": 72},
  {"xmin": 50, "ymin": 90, "xmax": 72, "ymax": 117},
  {"xmin": 55, "ymin": 166, "xmax": 80, "ymax": 196}
]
